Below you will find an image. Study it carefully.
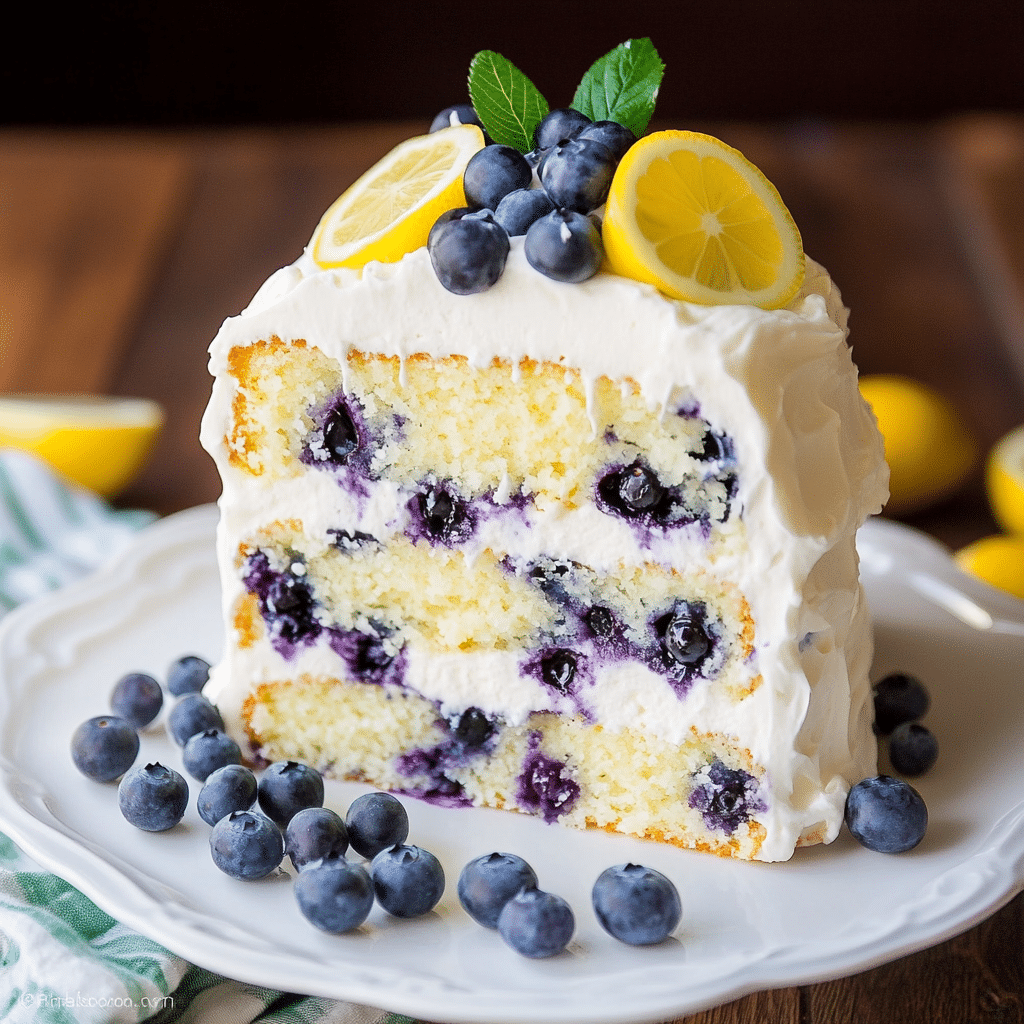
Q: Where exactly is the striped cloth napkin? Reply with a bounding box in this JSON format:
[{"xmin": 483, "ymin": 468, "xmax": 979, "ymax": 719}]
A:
[{"xmin": 0, "ymin": 450, "xmax": 412, "ymax": 1024}]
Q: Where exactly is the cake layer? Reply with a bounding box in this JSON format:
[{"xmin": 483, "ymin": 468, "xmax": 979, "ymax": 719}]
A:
[{"xmin": 244, "ymin": 673, "xmax": 770, "ymax": 860}]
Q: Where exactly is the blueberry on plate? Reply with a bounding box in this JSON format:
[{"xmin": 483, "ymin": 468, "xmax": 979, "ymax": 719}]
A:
[
  {"xmin": 182, "ymin": 728, "xmax": 243, "ymax": 782},
  {"xmin": 463, "ymin": 145, "xmax": 533, "ymax": 212},
  {"xmin": 524, "ymin": 209, "xmax": 604, "ymax": 284},
  {"xmin": 285, "ymin": 806, "xmax": 349, "ymax": 870},
  {"xmin": 845, "ymin": 775, "xmax": 928, "ymax": 853},
  {"xmin": 118, "ymin": 762, "xmax": 189, "ymax": 832},
  {"xmin": 197, "ymin": 763, "xmax": 258, "ymax": 826},
  {"xmin": 577, "ymin": 120, "xmax": 637, "ymax": 161},
  {"xmin": 428, "ymin": 208, "xmax": 510, "ymax": 295},
  {"xmin": 345, "ymin": 791, "xmax": 410, "ymax": 859},
  {"xmin": 539, "ymin": 137, "xmax": 616, "ymax": 213},
  {"xmin": 166, "ymin": 654, "xmax": 211, "ymax": 696},
  {"xmin": 888, "ymin": 722, "xmax": 939, "ymax": 777},
  {"xmin": 872, "ymin": 671, "xmax": 930, "ymax": 734},
  {"xmin": 592, "ymin": 863, "xmax": 681, "ymax": 945},
  {"xmin": 167, "ymin": 693, "xmax": 224, "ymax": 746},
  {"xmin": 294, "ymin": 856, "xmax": 374, "ymax": 933},
  {"xmin": 109, "ymin": 672, "xmax": 164, "ymax": 730},
  {"xmin": 533, "ymin": 107, "xmax": 592, "ymax": 151},
  {"xmin": 497, "ymin": 886, "xmax": 575, "ymax": 958},
  {"xmin": 257, "ymin": 760, "xmax": 325, "ymax": 826},
  {"xmin": 494, "ymin": 188, "xmax": 555, "ymax": 237},
  {"xmin": 71, "ymin": 715, "xmax": 139, "ymax": 782},
  {"xmin": 458, "ymin": 851, "xmax": 538, "ymax": 928},
  {"xmin": 371, "ymin": 843, "xmax": 445, "ymax": 918},
  {"xmin": 209, "ymin": 810, "xmax": 285, "ymax": 879}
]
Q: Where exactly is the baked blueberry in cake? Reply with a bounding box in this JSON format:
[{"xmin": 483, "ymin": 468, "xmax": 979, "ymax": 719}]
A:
[{"xmin": 199, "ymin": 40, "xmax": 887, "ymax": 861}]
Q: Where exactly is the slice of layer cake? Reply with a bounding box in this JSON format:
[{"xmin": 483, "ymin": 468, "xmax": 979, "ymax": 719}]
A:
[{"xmin": 199, "ymin": 235, "xmax": 887, "ymax": 861}]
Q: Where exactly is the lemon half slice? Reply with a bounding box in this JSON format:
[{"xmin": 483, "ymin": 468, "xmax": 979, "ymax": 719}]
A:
[
  {"xmin": 311, "ymin": 124, "xmax": 486, "ymax": 270},
  {"xmin": 986, "ymin": 424, "xmax": 1024, "ymax": 536},
  {"xmin": 603, "ymin": 130, "xmax": 805, "ymax": 309},
  {"xmin": 955, "ymin": 534, "xmax": 1024, "ymax": 600},
  {"xmin": 0, "ymin": 395, "xmax": 164, "ymax": 497}
]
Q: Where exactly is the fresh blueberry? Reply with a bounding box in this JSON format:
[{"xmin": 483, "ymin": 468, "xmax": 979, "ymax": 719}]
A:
[
  {"xmin": 663, "ymin": 607, "xmax": 710, "ymax": 666},
  {"xmin": 166, "ymin": 655, "xmax": 211, "ymax": 696},
  {"xmin": 497, "ymin": 887, "xmax": 575, "ymax": 958},
  {"xmin": 428, "ymin": 208, "xmax": 510, "ymax": 295},
  {"xmin": 592, "ymin": 863, "xmax": 681, "ymax": 945},
  {"xmin": 617, "ymin": 462, "xmax": 664, "ymax": 512},
  {"xmin": 118, "ymin": 762, "xmax": 189, "ymax": 832},
  {"xmin": 494, "ymin": 188, "xmax": 555, "ymax": 237},
  {"xmin": 577, "ymin": 120, "xmax": 637, "ymax": 161},
  {"xmin": 418, "ymin": 484, "xmax": 468, "ymax": 541},
  {"xmin": 257, "ymin": 760, "xmax": 325, "ymax": 826},
  {"xmin": 209, "ymin": 810, "xmax": 284, "ymax": 879},
  {"xmin": 888, "ymin": 722, "xmax": 939, "ymax": 776},
  {"xmin": 109, "ymin": 672, "xmax": 163, "ymax": 730},
  {"xmin": 182, "ymin": 728, "xmax": 243, "ymax": 782},
  {"xmin": 371, "ymin": 844, "xmax": 445, "ymax": 918},
  {"xmin": 294, "ymin": 857, "xmax": 374, "ymax": 933},
  {"xmin": 541, "ymin": 650, "xmax": 577, "ymax": 692},
  {"xmin": 167, "ymin": 693, "xmax": 224, "ymax": 746},
  {"xmin": 539, "ymin": 137, "xmax": 616, "ymax": 213},
  {"xmin": 345, "ymin": 792, "xmax": 410, "ymax": 859},
  {"xmin": 285, "ymin": 806, "xmax": 349, "ymax": 870},
  {"xmin": 845, "ymin": 775, "xmax": 928, "ymax": 853},
  {"xmin": 533, "ymin": 107, "xmax": 592, "ymax": 150},
  {"xmin": 458, "ymin": 851, "xmax": 538, "ymax": 928},
  {"xmin": 873, "ymin": 672, "xmax": 930, "ymax": 734},
  {"xmin": 524, "ymin": 209, "xmax": 604, "ymax": 284},
  {"xmin": 463, "ymin": 145, "xmax": 533, "ymax": 211},
  {"xmin": 430, "ymin": 103, "xmax": 484, "ymax": 134},
  {"xmin": 322, "ymin": 403, "xmax": 359, "ymax": 463},
  {"xmin": 451, "ymin": 707, "xmax": 495, "ymax": 749},
  {"xmin": 71, "ymin": 715, "xmax": 139, "ymax": 782},
  {"xmin": 197, "ymin": 763, "xmax": 258, "ymax": 826}
]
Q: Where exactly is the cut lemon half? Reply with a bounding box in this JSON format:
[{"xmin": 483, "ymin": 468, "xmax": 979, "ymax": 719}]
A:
[
  {"xmin": 603, "ymin": 130, "xmax": 805, "ymax": 309},
  {"xmin": 859, "ymin": 374, "xmax": 977, "ymax": 516},
  {"xmin": 986, "ymin": 424, "xmax": 1024, "ymax": 536},
  {"xmin": 311, "ymin": 124, "xmax": 485, "ymax": 270},
  {"xmin": 0, "ymin": 394, "xmax": 163, "ymax": 498},
  {"xmin": 954, "ymin": 534, "xmax": 1024, "ymax": 600}
]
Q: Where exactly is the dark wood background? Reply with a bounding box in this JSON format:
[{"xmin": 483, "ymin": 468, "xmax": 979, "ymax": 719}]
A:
[{"xmin": 6, "ymin": 0, "xmax": 1024, "ymax": 126}]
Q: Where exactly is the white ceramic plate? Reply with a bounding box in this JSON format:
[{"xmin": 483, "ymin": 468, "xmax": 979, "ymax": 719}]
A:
[{"xmin": 2, "ymin": 505, "xmax": 1024, "ymax": 1024}]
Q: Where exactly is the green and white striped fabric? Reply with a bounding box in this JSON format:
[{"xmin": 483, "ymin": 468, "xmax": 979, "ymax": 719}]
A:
[{"xmin": 0, "ymin": 450, "xmax": 415, "ymax": 1024}]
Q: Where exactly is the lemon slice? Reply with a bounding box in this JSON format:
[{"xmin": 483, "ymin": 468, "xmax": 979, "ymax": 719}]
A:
[
  {"xmin": 0, "ymin": 395, "xmax": 164, "ymax": 498},
  {"xmin": 602, "ymin": 130, "xmax": 805, "ymax": 309},
  {"xmin": 311, "ymin": 124, "xmax": 486, "ymax": 270},
  {"xmin": 858, "ymin": 374, "xmax": 977, "ymax": 516},
  {"xmin": 986, "ymin": 424, "xmax": 1024, "ymax": 536},
  {"xmin": 954, "ymin": 534, "xmax": 1024, "ymax": 600}
]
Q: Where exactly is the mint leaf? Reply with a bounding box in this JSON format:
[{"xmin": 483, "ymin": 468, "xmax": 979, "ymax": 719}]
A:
[
  {"xmin": 572, "ymin": 38, "xmax": 664, "ymax": 138},
  {"xmin": 468, "ymin": 50, "xmax": 549, "ymax": 153}
]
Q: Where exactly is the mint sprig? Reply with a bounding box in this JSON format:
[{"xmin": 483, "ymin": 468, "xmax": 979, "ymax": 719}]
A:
[
  {"xmin": 468, "ymin": 51, "xmax": 550, "ymax": 153},
  {"xmin": 571, "ymin": 38, "xmax": 664, "ymax": 138}
]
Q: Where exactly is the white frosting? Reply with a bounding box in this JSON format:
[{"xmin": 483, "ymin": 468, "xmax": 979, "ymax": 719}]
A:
[{"xmin": 200, "ymin": 239, "xmax": 888, "ymax": 861}]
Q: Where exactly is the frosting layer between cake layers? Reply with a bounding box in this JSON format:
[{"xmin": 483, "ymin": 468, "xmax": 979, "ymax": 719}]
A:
[{"xmin": 200, "ymin": 240, "xmax": 888, "ymax": 862}]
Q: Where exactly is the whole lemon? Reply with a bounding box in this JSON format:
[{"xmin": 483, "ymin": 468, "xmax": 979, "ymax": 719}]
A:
[
  {"xmin": 859, "ymin": 374, "xmax": 977, "ymax": 517},
  {"xmin": 985, "ymin": 424, "xmax": 1024, "ymax": 536}
]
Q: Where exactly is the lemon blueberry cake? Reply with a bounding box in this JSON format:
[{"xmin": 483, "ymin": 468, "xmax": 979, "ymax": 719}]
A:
[{"xmin": 200, "ymin": 42, "xmax": 888, "ymax": 862}]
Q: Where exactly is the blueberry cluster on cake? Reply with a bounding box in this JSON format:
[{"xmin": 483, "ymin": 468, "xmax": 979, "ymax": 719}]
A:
[{"xmin": 199, "ymin": 42, "xmax": 888, "ymax": 861}]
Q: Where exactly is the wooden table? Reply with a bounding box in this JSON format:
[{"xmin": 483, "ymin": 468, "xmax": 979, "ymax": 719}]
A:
[{"xmin": 2, "ymin": 117, "xmax": 1024, "ymax": 1023}]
